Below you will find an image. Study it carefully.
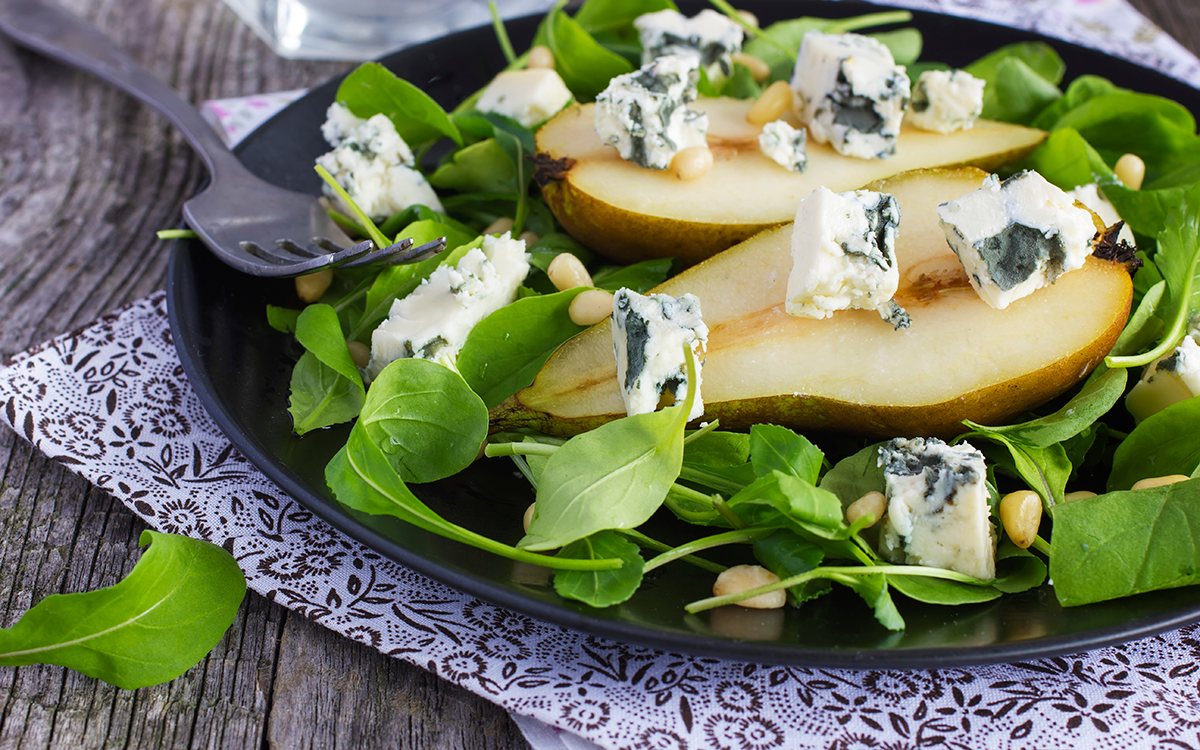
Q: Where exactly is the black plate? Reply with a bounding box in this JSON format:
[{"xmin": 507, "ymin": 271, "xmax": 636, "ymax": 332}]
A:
[{"xmin": 167, "ymin": 1, "xmax": 1200, "ymax": 668}]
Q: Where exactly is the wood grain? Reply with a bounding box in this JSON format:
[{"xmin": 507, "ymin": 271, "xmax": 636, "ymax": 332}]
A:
[{"xmin": 0, "ymin": 0, "xmax": 1198, "ymax": 748}]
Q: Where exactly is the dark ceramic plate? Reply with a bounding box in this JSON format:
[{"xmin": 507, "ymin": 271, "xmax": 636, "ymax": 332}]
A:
[{"xmin": 167, "ymin": 1, "xmax": 1200, "ymax": 668}]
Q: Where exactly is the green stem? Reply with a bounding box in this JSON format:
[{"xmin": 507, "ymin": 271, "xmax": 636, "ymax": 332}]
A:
[
  {"xmin": 705, "ymin": 0, "xmax": 795, "ymax": 61},
  {"xmin": 509, "ymin": 454, "xmax": 538, "ymax": 490},
  {"xmin": 315, "ymin": 165, "xmax": 390, "ymax": 251},
  {"xmin": 1107, "ymin": 243, "xmax": 1197, "ymax": 368},
  {"xmin": 619, "ymin": 529, "xmax": 726, "ymax": 574},
  {"xmin": 678, "ymin": 465, "xmax": 745, "ymax": 495},
  {"xmin": 489, "ymin": 1, "xmax": 517, "ymax": 65},
  {"xmin": 683, "ymin": 420, "xmax": 721, "ymax": 445},
  {"xmin": 1031, "ymin": 535, "xmax": 1052, "ymax": 557},
  {"xmin": 712, "ymin": 496, "xmax": 745, "ymax": 529},
  {"xmin": 485, "ymin": 442, "xmax": 559, "ymax": 458},
  {"xmin": 156, "ymin": 229, "xmax": 198, "ymax": 240},
  {"xmin": 686, "ymin": 564, "xmax": 985, "ymax": 613},
  {"xmin": 642, "ymin": 529, "xmax": 762, "ymax": 573}
]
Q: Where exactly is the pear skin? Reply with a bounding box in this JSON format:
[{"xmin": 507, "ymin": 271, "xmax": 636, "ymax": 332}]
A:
[{"xmin": 494, "ymin": 168, "xmax": 1132, "ymax": 439}]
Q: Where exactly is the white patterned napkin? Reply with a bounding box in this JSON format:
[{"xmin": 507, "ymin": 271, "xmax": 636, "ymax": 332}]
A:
[{"xmin": 8, "ymin": 2, "xmax": 1200, "ymax": 749}]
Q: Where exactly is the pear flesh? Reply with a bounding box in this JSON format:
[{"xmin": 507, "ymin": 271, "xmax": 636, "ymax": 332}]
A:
[
  {"xmin": 493, "ymin": 167, "xmax": 1133, "ymax": 438},
  {"xmin": 535, "ymin": 98, "xmax": 1047, "ymax": 265}
]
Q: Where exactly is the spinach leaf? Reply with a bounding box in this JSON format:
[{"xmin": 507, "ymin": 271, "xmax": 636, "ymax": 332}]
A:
[
  {"xmin": 591, "ymin": 259, "xmax": 675, "ymax": 293},
  {"xmin": 336, "ymin": 63, "xmax": 463, "ymax": 147},
  {"xmin": 492, "ymin": 126, "xmax": 535, "ymax": 232},
  {"xmin": 457, "ymin": 287, "xmax": 589, "ymax": 408},
  {"xmin": 1109, "ymin": 398, "xmax": 1200, "ymax": 491},
  {"xmin": 544, "ymin": 7, "xmax": 635, "ymax": 102},
  {"xmin": 1030, "ymin": 74, "xmax": 1124, "ymax": 130},
  {"xmin": 267, "ymin": 305, "xmax": 300, "ymax": 333},
  {"xmin": 684, "ymin": 430, "xmax": 751, "ymax": 467},
  {"xmin": 553, "ymin": 530, "xmax": 645, "ymax": 607},
  {"xmin": 742, "ymin": 11, "xmax": 912, "ymax": 82},
  {"xmin": 359, "ymin": 359, "xmax": 487, "ymax": 483},
  {"xmin": 429, "ymin": 139, "xmax": 515, "ymax": 194},
  {"xmin": 726, "ymin": 471, "xmax": 847, "ymax": 539},
  {"xmin": 0, "ymin": 531, "xmax": 245, "ymax": 690},
  {"xmin": 965, "ymin": 41, "xmax": 1065, "ymax": 87},
  {"xmin": 887, "ymin": 543, "xmax": 1045, "ymax": 604},
  {"xmin": 328, "ymin": 427, "xmax": 620, "ymax": 571},
  {"xmin": 572, "ymin": 0, "xmax": 677, "ymax": 35},
  {"xmin": 722, "ymin": 63, "xmax": 762, "ymax": 100},
  {"xmin": 749, "ymin": 424, "xmax": 823, "ymax": 484},
  {"xmin": 520, "ymin": 350, "xmax": 696, "ymax": 550},
  {"xmin": 978, "ymin": 57, "xmax": 1062, "ymax": 124},
  {"xmin": 966, "ymin": 433, "xmax": 1071, "ymax": 507},
  {"xmin": 963, "ymin": 367, "xmax": 1126, "ymax": 447},
  {"xmin": 869, "ymin": 28, "xmax": 921, "ymax": 66},
  {"xmin": 528, "ymin": 233, "xmax": 596, "ymax": 275},
  {"xmin": 288, "ymin": 304, "xmax": 366, "ymax": 435},
  {"xmin": 752, "ymin": 529, "xmax": 830, "ymax": 606},
  {"xmin": 1050, "ymin": 479, "xmax": 1200, "ymax": 606}
]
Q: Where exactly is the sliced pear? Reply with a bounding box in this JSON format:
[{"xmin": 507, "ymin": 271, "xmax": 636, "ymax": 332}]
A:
[
  {"xmin": 492, "ymin": 167, "xmax": 1132, "ymax": 438},
  {"xmin": 535, "ymin": 98, "xmax": 1047, "ymax": 266}
]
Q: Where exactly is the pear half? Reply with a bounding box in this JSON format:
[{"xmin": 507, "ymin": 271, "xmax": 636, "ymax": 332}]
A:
[
  {"xmin": 535, "ymin": 98, "xmax": 1047, "ymax": 265},
  {"xmin": 492, "ymin": 167, "xmax": 1133, "ymax": 438}
]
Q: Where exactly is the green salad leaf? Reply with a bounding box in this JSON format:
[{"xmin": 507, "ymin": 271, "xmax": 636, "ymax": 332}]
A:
[{"xmin": 336, "ymin": 63, "xmax": 463, "ymax": 147}]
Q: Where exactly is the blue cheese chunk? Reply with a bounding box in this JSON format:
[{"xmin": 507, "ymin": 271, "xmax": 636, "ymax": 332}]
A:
[
  {"xmin": 316, "ymin": 111, "xmax": 443, "ymax": 219},
  {"xmin": 905, "ymin": 69, "xmax": 985, "ymax": 134},
  {"xmin": 877, "ymin": 438, "xmax": 996, "ymax": 581},
  {"xmin": 594, "ymin": 54, "xmax": 709, "ymax": 170},
  {"xmin": 476, "ymin": 68, "xmax": 573, "ymax": 128},
  {"xmin": 790, "ymin": 31, "xmax": 911, "ymax": 160},
  {"xmin": 366, "ymin": 233, "xmax": 530, "ymax": 380},
  {"xmin": 786, "ymin": 188, "xmax": 910, "ymax": 329},
  {"xmin": 612, "ymin": 289, "xmax": 708, "ymax": 422},
  {"xmin": 321, "ymin": 102, "xmax": 366, "ymax": 146},
  {"xmin": 634, "ymin": 9, "xmax": 744, "ymax": 84},
  {"xmin": 758, "ymin": 120, "xmax": 808, "ymax": 172},
  {"xmin": 937, "ymin": 170, "xmax": 1098, "ymax": 310}
]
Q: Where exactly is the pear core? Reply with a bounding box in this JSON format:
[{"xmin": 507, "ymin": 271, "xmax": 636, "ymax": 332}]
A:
[
  {"xmin": 494, "ymin": 168, "xmax": 1133, "ymax": 438},
  {"xmin": 535, "ymin": 98, "xmax": 1047, "ymax": 265}
]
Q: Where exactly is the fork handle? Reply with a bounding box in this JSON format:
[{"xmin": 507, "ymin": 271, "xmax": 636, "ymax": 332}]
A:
[{"xmin": 0, "ymin": 0, "xmax": 246, "ymax": 180}]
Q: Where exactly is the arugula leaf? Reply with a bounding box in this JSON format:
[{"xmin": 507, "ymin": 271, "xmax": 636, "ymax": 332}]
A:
[
  {"xmin": 749, "ymin": 423, "xmax": 823, "ymax": 484},
  {"xmin": 544, "ymin": 7, "xmax": 635, "ymax": 102},
  {"xmin": 0, "ymin": 531, "xmax": 245, "ymax": 690},
  {"xmin": 359, "ymin": 358, "xmax": 488, "ymax": 483},
  {"xmin": 520, "ymin": 348, "xmax": 696, "ymax": 550},
  {"xmin": 336, "ymin": 62, "xmax": 463, "ymax": 147},
  {"xmin": 963, "ymin": 367, "xmax": 1127, "ymax": 448},
  {"xmin": 1109, "ymin": 398, "xmax": 1200, "ymax": 491},
  {"xmin": 684, "ymin": 430, "xmax": 751, "ymax": 467},
  {"xmin": 288, "ymin": 304, "xmax": 366, "ymax": 435},
  {"xmin": 527, "ymin": 233, "xmax": 597, "ymax": 275},
  {"xmin": 591, "ymin": 259, "xmax": 675, "ymax": 293},
  {"xmin": 1050, "ymin": 479, "xmax": 1200, "ymax": 606},
  {"xmin": 553, "ymin": 530, "xmax": 645, "ymax": 607},
  {"xmin": 457, "ymin": 287, "xmax": 589, "ymax": 408},
  {"xmin": 1111, "ymin": 280, "xmax": 1167, "ymax": 357}
]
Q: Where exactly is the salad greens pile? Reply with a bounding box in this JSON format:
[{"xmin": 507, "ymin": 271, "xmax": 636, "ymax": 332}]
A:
[{"xmin": 269, "ymin": 0, "xmax": 1200, "ymax": 631}]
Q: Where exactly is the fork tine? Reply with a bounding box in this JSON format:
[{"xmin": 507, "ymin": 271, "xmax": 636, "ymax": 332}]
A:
[
  {"xmin": 341, "ymin": 236, "xmax": 448, "ymax": 269},
  {"xmin": 276, "ymin": 238, "xmax": 324, "ymax": 259},
  {"xmin": 398, "ymin": 237, "xmax": 448, "ymax": 264},
  {"xmin": 312, "ymin": 236, "xmax": 346, "ymax": 253}
]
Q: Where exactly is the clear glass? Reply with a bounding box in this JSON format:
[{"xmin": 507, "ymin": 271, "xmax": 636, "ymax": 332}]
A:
[{"xmin": 223, "ymin": 0, "xmax": 554, "ymax": 60}]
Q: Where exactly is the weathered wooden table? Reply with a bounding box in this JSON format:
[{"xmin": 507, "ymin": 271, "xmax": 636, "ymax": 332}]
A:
[{"xmin": 1, "ymin": 0, "xmax": 1198, "ymax": 747}]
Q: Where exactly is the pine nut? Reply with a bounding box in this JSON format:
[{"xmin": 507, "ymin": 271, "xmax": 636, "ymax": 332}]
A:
[
  {"xmin": 518, "ymin": 230, "xmax": 540, "ymax": 247},
  {"xmin": 295, "ymin": 268, "xmax": 333, "ymax": 303},
  {"xmin": 523, "ymin": 502, "xmax": 536, "ymax": 533},
  {"xmin": 547, "ymin": 252, "xmax": 593, "ymax": 291},
  {"xmin": 713, "ymin": 565, "xmax": 785, "ymax": 609},
  {"xmin": 1064, "ymin": 490, "xmax": 1097, "ymax": 502},
  {"xmin": 1132, "ymin": 474, "xmax": 1191, "ymax": 491},
  {"xmin": 736, "ymin": 9, "xmax": 759, "ymax": 27},
  {"xmin": 846, "ymin": 490, "xmax": 886, "ymax": 527},
  {"xmin": 731, "ymin": 52, "xmax": 771, "ymax": 83},
  {"xmin": 528, "ymin": 45, "xmax": 555, "ymax": 70},
  {"xmin": 484, "ymin": 217, "xmax": 514, "ymax": 235},
  {"xmin": 1114, "ymin": 153, "xmax": 1146, "ymax": 190},
  {"xmin": 346, "ymin": 340, "xmax": 370, "ymax": 369},
  {"xmin": 670, "ymin": 146, "xmax": 713, "ymax": 181},
  {"xmin": 1000, "ymin": 490, "xmax": 1042, "ymax": 549},
  {"xmin": 747, "ymin": 80, "xmax": 794, "ymax": 125},
  {"xmin": 568, "ymin": 289, "xmax": 614, "ymax": 326}
]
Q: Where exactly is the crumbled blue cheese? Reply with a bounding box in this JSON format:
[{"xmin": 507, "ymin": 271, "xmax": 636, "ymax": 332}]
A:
[
  {"xmin": 1068, "ymin": 182, "xmax": 1137, "ymax": 247},
  {"xmin": 634, "ymin": 8, "xmax": 744, "ymax": 84},
  {"xmin": 877, "ymin": 438, "xmax": 996, "ymax": 581},
  {"xmin": 366, "ymin": 232, "xmax": 530, "ymax": 379},
  {"xmin": 316, "ymin": 111, "xmax": 443, "ymax": 220},
  {"xmin": 594, "ymin": 54, "xmax": 709, "ymax": 170},
  {"xmin": 786, "ymin": 188, "xmax": 910, "ymax": 329},
  {"xmin": 904, "ymin": 69, "xmax": 985, "ymax": 134},
  {"xmin": 758, "ymin": 120, "xmax": 808, "ymax": 172},
  {"xmin": 1126, "ymin": 318, "xmax": 1200, "ymax": 422},
  {"xmin": 476, "ymin": 68, "xmax": 574, "ymax": 128},
  {"xmin": 790, "ymin": 31, "xmax": 911, "ymax": 160},
  {"xmin": 321, "ymin": 102, "xmax": 367, "ymax": 146},
  {"xmin": 937, "ymin": 170, "xmax": 1097, "ymax": 310},
  {"xmin": 612, "ymin": 289, "xmax": 708, "ymax": 422}
]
